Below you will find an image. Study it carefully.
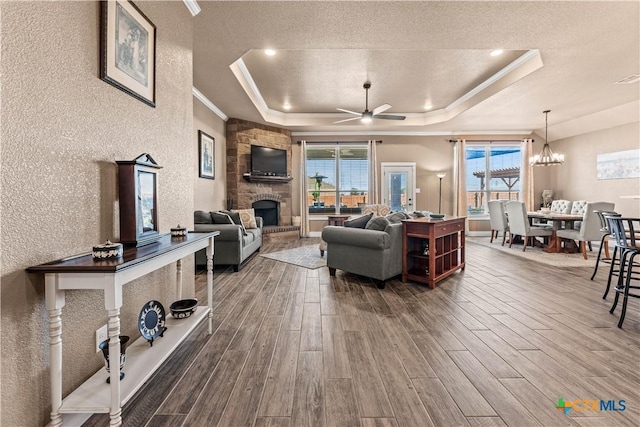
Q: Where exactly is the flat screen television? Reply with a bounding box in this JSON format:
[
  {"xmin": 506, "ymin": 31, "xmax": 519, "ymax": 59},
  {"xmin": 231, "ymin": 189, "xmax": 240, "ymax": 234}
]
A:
[{"xmin": 251, "ymin": 145, "xmax": 287, "ymax": 176}]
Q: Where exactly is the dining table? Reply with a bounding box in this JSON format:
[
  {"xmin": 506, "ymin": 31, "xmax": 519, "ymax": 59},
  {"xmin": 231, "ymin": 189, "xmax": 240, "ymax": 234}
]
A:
[{"xmin": 527, "ymin": 211, "xmax": 584, "ymax": 253}]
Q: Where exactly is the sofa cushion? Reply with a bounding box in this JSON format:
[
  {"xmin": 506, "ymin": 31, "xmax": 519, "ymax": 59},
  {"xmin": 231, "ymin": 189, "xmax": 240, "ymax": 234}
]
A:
[
  {"xmin": 344, "ymin": 212, "xmax": 373, "ymax": 228},
  {"xmin": 211, "ymin": 211, "xmax": 234, "ymax": 224},
  {"xmin": 366, "ymin": 216, "xmax": 390, "ymax": 231},
  {"xmin": 386, "ymin": 212, "xmax": 410, "ymax": 223},
  {"xmin": 194, "ymin": 210, "xmax": 213, "ymax": 224},
  {"xmin": 222, "ymin": 210, "xmax": 247, "ymax": 235},
  {"xmin": 233, "ymin": 208, "xmax": 258, "ymax": 229}
]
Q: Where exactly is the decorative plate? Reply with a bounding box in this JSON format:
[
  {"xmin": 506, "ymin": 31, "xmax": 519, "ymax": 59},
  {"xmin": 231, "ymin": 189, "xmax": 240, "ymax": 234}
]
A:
[{"xmin": 138, "ymin": 300, "xmax": 167, "ymax": 346}]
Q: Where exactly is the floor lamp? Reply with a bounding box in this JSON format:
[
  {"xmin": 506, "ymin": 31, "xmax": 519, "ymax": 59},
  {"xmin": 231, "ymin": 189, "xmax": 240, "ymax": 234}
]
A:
[{"xmin": 437, "ymin": 172, "xmax": 446, "ymax": 213}]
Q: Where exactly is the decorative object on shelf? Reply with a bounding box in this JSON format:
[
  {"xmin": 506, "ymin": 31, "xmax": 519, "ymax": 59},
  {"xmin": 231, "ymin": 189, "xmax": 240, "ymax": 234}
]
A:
[
  {"xmin": 169, "ymin": 298, "xmax": 198, "ymax": 319},
  {"xmin": 430, "ymin": 213, "xmax": 445, "ymax": 219},
  {"xmin": 92, "ymin": 240, "xmax": 123, "ymax": 260},
  {"xmin": 421, "ymin": 241, "xmax": 430, "ymax": 255},
  {"xmin": 138, "ymin": 300, "xmax": 167, "ymax": 346},
  {"xmin": 98, "ymin": 335, "xmax": 130, "ymax": 383},
  {"xmin": 170, "ymin": 225, "xmax": 188, "ymax": 237},
  {"xmin": 529, "ymin": 110, "xmax": 564, "ymax": 166},
  {"xmin": 116, "ymin": 153, "xmax": 162, "ymax": 247},
  {"xmin": 100, "ymin": 0, "xmax": 156, "ymax": 107},
  {"xmin": 436, "ymin": 172, "xmax": 446, "ymax": 213},
  {"xmin": 198, "ymin": 130, "xmax": 215, "ymax": 179}
]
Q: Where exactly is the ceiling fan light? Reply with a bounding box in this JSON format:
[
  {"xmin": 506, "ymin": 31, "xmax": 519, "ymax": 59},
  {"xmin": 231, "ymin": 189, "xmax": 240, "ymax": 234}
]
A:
[{"xmin": 361, "ymin": 115, "xmax": 373, "ymax": 124}]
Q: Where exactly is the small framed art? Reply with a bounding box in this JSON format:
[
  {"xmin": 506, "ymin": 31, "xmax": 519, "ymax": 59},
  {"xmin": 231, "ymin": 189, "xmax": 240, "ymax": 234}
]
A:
[
  {"xmin": 199, "ymin": 130, "xmax": 215, "ymax": 179},
  {"xmin": 101, "ymin": 0, "xmax": 156, "ymax": 107}
]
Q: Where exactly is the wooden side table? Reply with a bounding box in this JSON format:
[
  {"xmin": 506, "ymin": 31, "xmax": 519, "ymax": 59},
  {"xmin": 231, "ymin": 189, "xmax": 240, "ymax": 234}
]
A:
[
  {"xmin": 327, "ymin": 215, "xmax": 350, "ymax": 226},
  {"xmin": 320, "ymin": 215, "xmax": 350, "ymax": 256}
]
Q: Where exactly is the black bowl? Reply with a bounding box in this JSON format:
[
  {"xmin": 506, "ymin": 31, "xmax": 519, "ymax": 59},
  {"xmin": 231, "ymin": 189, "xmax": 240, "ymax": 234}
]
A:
[{"xmin": 170, "ymin": 298, "xmax": 198, "ymax": 319}]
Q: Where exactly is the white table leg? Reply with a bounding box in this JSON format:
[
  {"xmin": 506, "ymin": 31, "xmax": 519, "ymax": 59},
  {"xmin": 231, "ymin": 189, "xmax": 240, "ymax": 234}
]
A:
[
  {"xmin": 45, "ymin": 274, "xmax": 65, "ymax": 427},
  {"xmin": 107, "ymin": 308, "xmax": 122, "ymax": 426},
  {"xmin": 206, "ymin": 237, "xmax": 214, "ymax": 334},
  {"xmin": 176, "ymin": 259, "xmax": 183, "ymax": 301}
]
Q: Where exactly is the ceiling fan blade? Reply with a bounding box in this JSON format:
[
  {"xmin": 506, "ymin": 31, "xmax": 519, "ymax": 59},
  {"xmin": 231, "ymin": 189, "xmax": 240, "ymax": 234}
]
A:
[
  {"xmin": 372, "ymin": 103, "xmax": 392, "ymax": 115},
  {"xmin": 336, "ymin": 108, "xmax": 362, "ymax": 116},
  {"xmin": 373, "ymin": 114, "xmax": 406, "ymax": 121},
  {"xmin": 333, "ymin": 116, "xmax": 362, "ymax": 124}
]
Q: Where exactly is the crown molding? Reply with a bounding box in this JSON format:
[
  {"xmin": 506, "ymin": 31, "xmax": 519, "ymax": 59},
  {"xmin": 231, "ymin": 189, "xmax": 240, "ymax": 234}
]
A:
[
  {"xmin": 291, "ymin": 130, "xmax": 533, "ymax": 137},
  {"xmin": 183, "ymin": 0, "xmax": 200, "ymax": 16},
  {"xmin": 193, "ymin": 87, "xmax": 228, "ymax": 121}
]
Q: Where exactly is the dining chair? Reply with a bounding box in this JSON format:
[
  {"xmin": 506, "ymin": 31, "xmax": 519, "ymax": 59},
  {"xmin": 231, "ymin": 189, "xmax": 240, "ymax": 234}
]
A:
[
  {"xmin": 590, "ymin": 209, "xmax": 618, "ymax": 280},
  {"xmin": 488, "ymin": 200, "xmax": 509, "ymax": 246},
  {"xmin": 550, "ymin": 200, "xmax": 573, "ymax": 214},
  {"xmin": 556, "ymin": 202, "xmax": 615, "ymax": 259},
  {"xmin": 505, "ymin": 201, "xmax": 553, "ymax": 252},
  {"xmin": 604, "ymin": 215, "xmax": 640, "ymax": 328}
]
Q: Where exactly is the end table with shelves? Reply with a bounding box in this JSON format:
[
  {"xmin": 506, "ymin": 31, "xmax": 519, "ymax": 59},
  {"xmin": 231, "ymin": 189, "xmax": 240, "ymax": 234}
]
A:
[
  {"xmin": 402, "ymin": 216, "xmax": 466, "ymax": 288},
  {"xmin": 26, "ymin": 231, "xmax": 219, "ymax": 427}
]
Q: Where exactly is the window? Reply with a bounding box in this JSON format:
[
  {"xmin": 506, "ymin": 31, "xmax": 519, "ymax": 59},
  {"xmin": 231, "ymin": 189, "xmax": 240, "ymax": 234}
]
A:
[
  {"xmin": 465, "ymin": 144, "xmax": 521, "ymax": 216},
  {"xmin": 306, "ymin": 145, "xmax": 369, "ymax": 216}
]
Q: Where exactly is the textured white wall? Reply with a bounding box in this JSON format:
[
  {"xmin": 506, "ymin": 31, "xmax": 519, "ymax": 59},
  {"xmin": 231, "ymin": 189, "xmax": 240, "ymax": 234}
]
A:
[
  {"xmin": 550, "ymin": 122, "xmax": 640, "ymax": 217},
  {"xmin": 0, "ymin": 2, "xmax": 194, "ymax": 425},
  {"xmin": 194, "ymin": 99, "xmax": 227, "ymax": 211}
]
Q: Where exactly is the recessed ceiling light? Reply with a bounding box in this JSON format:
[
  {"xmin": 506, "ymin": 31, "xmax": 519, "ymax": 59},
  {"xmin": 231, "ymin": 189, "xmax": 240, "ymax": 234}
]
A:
[
  {"xmin": 490, "ymin": 49, "xmax": 504, "ymax": 57},
  {"xmin": 264, "ymin": 49, "xmax": 277, "ymax": 56},
  {"xmin": 283, "ymin": 103, "xmax": 291, "ymax": 110}
]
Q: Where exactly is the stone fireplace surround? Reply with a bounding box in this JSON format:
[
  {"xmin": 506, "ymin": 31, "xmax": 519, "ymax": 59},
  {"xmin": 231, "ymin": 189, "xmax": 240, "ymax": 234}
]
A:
[{"xmin": 226, "ymin": 119, "xmax": 293, "ymax": 227}]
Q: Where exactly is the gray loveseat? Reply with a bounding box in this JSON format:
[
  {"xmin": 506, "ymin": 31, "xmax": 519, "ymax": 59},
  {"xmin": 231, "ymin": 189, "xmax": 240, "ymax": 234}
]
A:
[
  {"xmin": 194, "ymin": 210, "xmax": 263, "ymax": 271},
  {"xmin": 321, "ymin": 221, "xmax": 403, "ymax": 288}
]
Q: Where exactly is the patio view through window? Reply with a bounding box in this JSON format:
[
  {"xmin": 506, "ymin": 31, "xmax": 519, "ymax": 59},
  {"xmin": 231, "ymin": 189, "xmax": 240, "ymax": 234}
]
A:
[
  {"xmin": 306, "ymin": 145, "xmax": 369, "ymax": 216},
  {"xmin": 466, "ymin": 145, "xmax": 521, "ymax": 216}
]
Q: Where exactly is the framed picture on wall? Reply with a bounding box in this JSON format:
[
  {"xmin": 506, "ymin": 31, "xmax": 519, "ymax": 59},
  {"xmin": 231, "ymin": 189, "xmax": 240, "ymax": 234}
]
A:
[
  {"xmin": 100, "ymin": 0, "xmax": 156, "ymax": 107},
  {"xmin": 199, "ymin": 130, "xmax": 215, "ymax": 179}
]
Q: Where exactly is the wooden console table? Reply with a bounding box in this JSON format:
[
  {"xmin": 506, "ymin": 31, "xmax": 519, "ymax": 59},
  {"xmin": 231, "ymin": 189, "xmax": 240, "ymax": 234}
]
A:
[
  {"xmin": 402, "ymin": 217, "xmax": 466, "ymax": 288},
  {"xmin": 27, "ymin": 231, "xmax": 219, "ymax": 427}
]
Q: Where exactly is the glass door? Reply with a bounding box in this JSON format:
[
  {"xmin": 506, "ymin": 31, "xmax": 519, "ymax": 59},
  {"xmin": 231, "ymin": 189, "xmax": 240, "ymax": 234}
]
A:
[{"xmin": 381, "ymin": 162, "xmax": 416, "ymax": 212}]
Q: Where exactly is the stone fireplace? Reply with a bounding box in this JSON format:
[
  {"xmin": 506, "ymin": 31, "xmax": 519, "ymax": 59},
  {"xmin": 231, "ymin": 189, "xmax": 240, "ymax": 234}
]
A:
[{"xmin": 226, "ymin": 119, "xmax": 293, "ymax": 227}]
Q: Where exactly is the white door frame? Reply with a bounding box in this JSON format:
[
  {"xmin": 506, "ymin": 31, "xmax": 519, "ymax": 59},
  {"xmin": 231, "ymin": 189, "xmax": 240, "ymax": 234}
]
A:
[{"xmin": 381, "ymin": 162, "xmax": 416, "ymax": 212}]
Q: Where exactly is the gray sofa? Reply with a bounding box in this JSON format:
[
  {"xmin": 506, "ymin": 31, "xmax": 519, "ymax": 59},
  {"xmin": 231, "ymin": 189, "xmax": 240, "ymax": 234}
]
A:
[
  {"xmin": 321, "ymin": 222, "xmax": 403, "ymax": 288},
  {"xmin": 194, "ymin": 210, "xmax": 263, "ymax": 271}
]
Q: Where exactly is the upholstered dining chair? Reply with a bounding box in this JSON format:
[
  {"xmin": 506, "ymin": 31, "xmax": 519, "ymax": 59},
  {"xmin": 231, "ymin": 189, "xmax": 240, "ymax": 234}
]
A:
[
  {"xmin": 550, "ymin": 199, "xmax": 573, "ymax": 214},
  {"xmin": 505, "ymin": 201, "xmax": 553, "ymax": 252},
  {"xmin": 556, "ymin": 202, "xmax": 615, "ymax": 259},
  {"xmin": 488, "ymin": 200, "xmax": 509, "ymax": 246}
]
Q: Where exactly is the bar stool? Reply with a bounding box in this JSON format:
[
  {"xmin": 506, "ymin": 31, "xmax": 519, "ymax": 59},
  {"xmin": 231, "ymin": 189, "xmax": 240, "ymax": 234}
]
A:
[
  {"xmin": 590, "ymin": 210, "xmax": 618, "ymax": 280},
  {"xmin": 605, "ymin": 215, "xmax": 640, "ymax": 328}
]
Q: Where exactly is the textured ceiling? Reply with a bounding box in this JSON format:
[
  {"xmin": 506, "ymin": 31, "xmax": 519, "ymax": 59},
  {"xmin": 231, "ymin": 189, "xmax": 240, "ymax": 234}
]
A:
[{"xmin": 193, "ymin": 1, "xmax": 640, "ymax": 139}]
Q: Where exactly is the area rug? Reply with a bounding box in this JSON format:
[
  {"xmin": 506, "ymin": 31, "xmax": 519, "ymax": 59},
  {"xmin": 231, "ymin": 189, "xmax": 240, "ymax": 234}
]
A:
[
  {"xmin": 260, "ymin": 245, "xmax": 327, "ymax": 269},
  {"xmin": 467, "ymin": 237, "xmax": 598, "ymax": 268}
]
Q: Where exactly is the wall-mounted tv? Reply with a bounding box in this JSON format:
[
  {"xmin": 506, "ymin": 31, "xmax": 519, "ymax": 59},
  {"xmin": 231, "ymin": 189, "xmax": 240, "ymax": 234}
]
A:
[{"xmin": 251, "ymin": 145, "xmax": 287, "ymax": 176}]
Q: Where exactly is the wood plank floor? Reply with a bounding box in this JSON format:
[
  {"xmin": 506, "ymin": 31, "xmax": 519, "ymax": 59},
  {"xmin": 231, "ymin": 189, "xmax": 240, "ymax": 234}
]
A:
[{"xmin": 85, "ymin": 238, "xmax": 640, "ymax": 427}]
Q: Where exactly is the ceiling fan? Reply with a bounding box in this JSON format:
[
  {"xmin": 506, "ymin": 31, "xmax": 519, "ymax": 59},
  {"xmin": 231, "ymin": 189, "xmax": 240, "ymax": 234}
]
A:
[{"xmin": 334, "ymin": 81, "xmax": 406, "ymax": 124}]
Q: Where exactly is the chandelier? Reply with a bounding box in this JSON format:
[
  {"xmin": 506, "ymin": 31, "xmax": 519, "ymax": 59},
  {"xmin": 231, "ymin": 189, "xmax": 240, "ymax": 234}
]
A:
[{"xmin": 529, "ymin": 110, "xmax": 564, "ymax": 166}]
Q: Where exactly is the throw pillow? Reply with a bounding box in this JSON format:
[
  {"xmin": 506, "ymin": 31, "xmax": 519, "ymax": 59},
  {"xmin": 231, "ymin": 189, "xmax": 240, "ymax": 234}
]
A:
[
  {"xmin": 386, "ymin": 212, "xmax": 410, "ymax": 224},
  {"xmin": 194, "ymin": 210, "xmax": 213, "ymax": 224},
  {"xmin": 221, "ymin": 210, "xmax": 247, "ymax": 235},
  {"xmin": 377, "ymin": 204, "xmax": 391, "ymax": 216},
  {"xmin": 365, "ymin": 216, "xmax": 390, "ymax": 231},
  {"xmin": 211, "ymin": 211, "xmax": 234, "ymax": 224},
  {"xmin": 344, "ymin": 212, "xmax": 373, "ymax": 228},
  {"xmin": 232, "ymin": 208, "xmax": 258, "ymax": 229}
]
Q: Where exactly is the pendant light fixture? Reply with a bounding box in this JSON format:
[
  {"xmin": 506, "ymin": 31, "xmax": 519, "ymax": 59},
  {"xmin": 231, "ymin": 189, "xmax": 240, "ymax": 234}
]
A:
[{"xmin": 529, "ymin": 110, "xmax": 564, "ymax": 166}]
